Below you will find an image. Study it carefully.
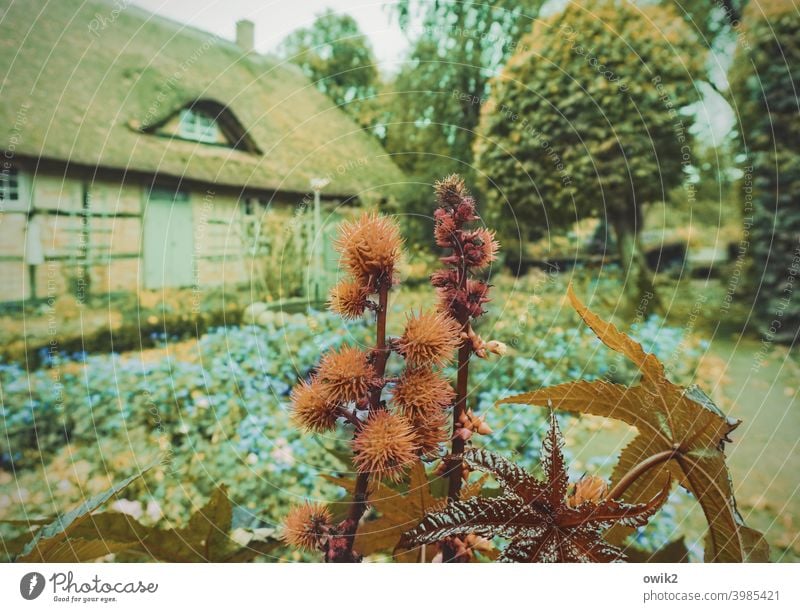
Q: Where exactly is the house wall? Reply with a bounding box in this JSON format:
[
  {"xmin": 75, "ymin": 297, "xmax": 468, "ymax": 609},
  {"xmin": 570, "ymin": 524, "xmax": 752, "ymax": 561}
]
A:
[
  {"xmin": 0, "ymin": 171, "xmax": 145, "ymax": 301},
  {"xmin": 0, "ymin": 162, "xmax": 335, "ymax": 302},
  {"xmin": 191, "ymin": 191, "xmax": 248, "ymax": 288}
]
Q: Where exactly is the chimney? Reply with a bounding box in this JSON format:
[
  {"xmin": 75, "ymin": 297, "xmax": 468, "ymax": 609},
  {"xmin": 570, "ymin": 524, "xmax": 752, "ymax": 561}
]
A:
[{"xmin": 236, "ymin": 19, "xmax": 255, "ymax": 53}]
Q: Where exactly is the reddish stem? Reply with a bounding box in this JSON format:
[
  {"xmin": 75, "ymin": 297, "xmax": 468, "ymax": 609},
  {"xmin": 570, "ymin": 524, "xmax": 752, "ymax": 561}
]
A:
[
  {"xmin": 605, "ymin": 447, "xmax": 680, "ymax": 502},
  {"xmin": 447, "ymin": 341, "xmax": 471, "ymax": 500},
  {"xmin": 369, "ymin": 283, "xmax": 390, "ymax": 410},
  {"xmin": 330, "ymin": 281, "xmax": 390, "ymax": 563},
  {"xmin": 443, "ymin": 255, "xmax": 471, "ymax": 563},
  {"xmin": 339, "ymin": 407, "xmax": 363, "ymax": 431}
]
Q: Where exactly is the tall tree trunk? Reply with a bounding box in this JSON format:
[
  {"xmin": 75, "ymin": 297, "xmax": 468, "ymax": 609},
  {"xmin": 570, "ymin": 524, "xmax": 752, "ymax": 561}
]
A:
[{"xmin": 610, "ymin": 214, "xmax": 659, "ymax": 317}]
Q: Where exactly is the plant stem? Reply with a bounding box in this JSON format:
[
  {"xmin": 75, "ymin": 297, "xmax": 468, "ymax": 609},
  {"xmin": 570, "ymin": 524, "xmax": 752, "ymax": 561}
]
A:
[
  {"xmin": 605, "ymin": 448, "xmax": 680, "ymax": 502},
  {"xmin": 446, "ymin": 255, "xmax": 470, "ymax": 503},
  {"xmin": 343, "ymin": 472, "xmax": 370, "ymax": 534},
  {"xmin": 332, "ymin": 282, "xmax": 390, "ymax": 563},
  {"xmin": 447, "ymin": 341, "xmax": 471, "ymax": 501},
  {"xmin": 443, "ymin": 255, "xmax": 471, "ymax": 563},
  {"xmin": 369, "ymin": 283, "xmax": 390, "ymax": 410},
  {"xmin": 339, "ymin": 408, "xmax": 363, "ymax": 431}
]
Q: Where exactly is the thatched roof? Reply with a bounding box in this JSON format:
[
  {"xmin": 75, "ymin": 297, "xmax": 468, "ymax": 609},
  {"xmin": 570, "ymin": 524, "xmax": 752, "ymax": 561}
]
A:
[{"xmin": 0, "ymin": 0, "xmax": 403, "ymax": 199}]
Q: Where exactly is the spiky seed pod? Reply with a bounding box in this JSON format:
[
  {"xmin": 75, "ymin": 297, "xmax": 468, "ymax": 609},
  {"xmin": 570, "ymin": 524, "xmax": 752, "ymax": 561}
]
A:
[
  {"xmin": 435, "ymin": 279, "xmax": 491, "ymax": 322},
  {"xmin": 430, "ymin": 268, "xmax": 458, "ymax": 290},
  {"xmin": 334, "ymin": 212, "xmax": 403, "ymax": 284},
  {"xmin": 282, "ymin": 502, "xmax": 332, "ymax": 551},
  {"xmin": 434, "ymin": 174, "xmax": 468, "ymax": 210},
  {"xmin": 397, "ymin": 310, "xmax": 462, "ymax": 367},
  {"xmin": 464, "ymin": 278, "xmax": 491, "ymax": 318},
  {"xmin": 568, "ymin": 475, "xmax": 608, "ymax": 508},
  {"xmin": 290, "ymin": 378, "xmax": 340, "ymax": 433},
  {"xmin": 409, "ymin": 408, "xmax": 449, "ymax": 458},
  {"xmin": 434, "ymin": 212, "xmax": 458, "ymax": 248},
  {"xmin": 392, "ymin": 368, "xmax": 454, "ymax": 417},
  {"xmin": 329, "ymin": 278, "xmax": 369, "ymax": 319},
  {"xmin": 317, "ymin": 345, "xmax": 377, "ymax": 404},
  {"xmin": 352, "ymin": 410, "xmax": 418, "ymax": 482},
  {"xmin": 463, "ymin": 228, "xmax": 499, "ymax": 269}
]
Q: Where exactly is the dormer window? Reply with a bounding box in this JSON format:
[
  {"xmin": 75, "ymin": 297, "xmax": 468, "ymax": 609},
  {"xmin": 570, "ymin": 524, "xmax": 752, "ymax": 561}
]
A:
[
  {"xmin": 177, "ymin": 108, "xmax": 224, "ymax": 144},
  {"xmin": 136, "ymin": 99, "xmax": 262, "ymax": 154}
]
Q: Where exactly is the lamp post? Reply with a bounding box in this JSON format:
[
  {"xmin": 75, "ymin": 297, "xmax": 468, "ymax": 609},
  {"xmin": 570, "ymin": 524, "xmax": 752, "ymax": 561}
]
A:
[{"xmin": 310, "ymin": 177, "xmax": 330, "ymax": 303}]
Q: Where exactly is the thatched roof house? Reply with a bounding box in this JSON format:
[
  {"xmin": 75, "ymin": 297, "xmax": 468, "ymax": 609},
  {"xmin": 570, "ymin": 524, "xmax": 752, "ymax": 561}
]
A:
[{"xmin": 0, "ymin": 0, "xmax": 403, "ymax": 300}]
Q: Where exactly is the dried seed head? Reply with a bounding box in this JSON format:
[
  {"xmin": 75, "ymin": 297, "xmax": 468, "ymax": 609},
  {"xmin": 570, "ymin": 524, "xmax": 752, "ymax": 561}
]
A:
[
  {"xmin": 409, "ymin": 408, "xmax": 449, "ymax": 458},
  {"xmin": 397, "ymin": 310, "xmax": 462, "ymax": 367},
  {"xmin": 434, "ymin": 174, "xmax": 468, "ymax": 209},
  {"xmin": 352, "ymin": 411, "xmax": 418, "ymax": 482},
  {"xmin": 568, "ymin": 475, "xmax": 608, "ymax": 508},
  {"xmin": 290, "ymin": 378, "xmax": 340, "ymax": 433},
  {"xmin": 317, "ymin": 345, "xmax": 376, "ymax": 404},
  {"xmin": 392, "ymin": 368, "xmax": 454, "ymax": 417},
  {"xmin": 282, "ymin": 502, "xmax": 332, "ymax": 551},
  {"xmin": 463, "ymin": 228, "xmax": 499, "ymax": 269},
  {"xmin": 335, "ymin": 212, "xmax": 403, "ymax": 283},
  {"xmin": 329, "ymin": 278, "xmax": 369, "ymax": 319},
  {"xmin": 433, "ymin": 212, "xmax": 458, "ymax": 248}
]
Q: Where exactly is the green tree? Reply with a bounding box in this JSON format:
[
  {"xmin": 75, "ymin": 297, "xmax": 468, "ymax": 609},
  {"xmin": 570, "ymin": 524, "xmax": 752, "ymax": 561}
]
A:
[
  {"xmin": 475, "ymin": 1, "xmax": 702, "ymax": 303},
  {"xmin": 729, "ymin": 0, "xmax": 800, "ymax": 342},
  {"xmin": 663, "ymin": 0, "xmax": 746, "ymax": 44},
  {"xmin": 279, "ymin": 10, "xmax": 379, "ymax": 127},
  {"xmin": 381, "ymin": 1, "xmax": 546, "ymax": 243}
]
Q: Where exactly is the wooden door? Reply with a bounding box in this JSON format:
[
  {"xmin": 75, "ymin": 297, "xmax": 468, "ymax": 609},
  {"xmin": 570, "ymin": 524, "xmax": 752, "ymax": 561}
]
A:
[{"xmin": 143, "ymin": 187, "xmax": 194, "ymax": 289}]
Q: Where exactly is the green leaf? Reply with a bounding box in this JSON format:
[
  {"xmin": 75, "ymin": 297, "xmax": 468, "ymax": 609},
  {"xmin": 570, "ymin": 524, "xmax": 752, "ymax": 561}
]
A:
[{"xmin": 17, "ymin": 466, "xmax": 151, "ymax": 562}]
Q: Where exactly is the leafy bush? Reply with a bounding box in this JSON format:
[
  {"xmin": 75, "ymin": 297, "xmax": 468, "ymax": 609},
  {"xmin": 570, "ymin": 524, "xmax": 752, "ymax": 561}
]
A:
[
  {"xmin": 730, "ymin": 1, "xmax": 800, "ymax": 341},
  {"xmin": 475, "ymin": 0, "xmax": 701, "ymax": 298}
]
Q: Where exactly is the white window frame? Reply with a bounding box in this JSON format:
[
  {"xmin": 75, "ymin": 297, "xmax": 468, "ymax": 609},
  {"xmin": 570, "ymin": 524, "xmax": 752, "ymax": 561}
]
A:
[{"xmin": 177, "ymin": 108, "xmax": 222, "ymax": 144}]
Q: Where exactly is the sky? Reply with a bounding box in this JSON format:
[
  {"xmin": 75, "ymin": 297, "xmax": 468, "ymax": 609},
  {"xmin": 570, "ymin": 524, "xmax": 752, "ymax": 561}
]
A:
[{"xmin": 131, "ymin": 0, "xmax": 412, "ymax": 72}]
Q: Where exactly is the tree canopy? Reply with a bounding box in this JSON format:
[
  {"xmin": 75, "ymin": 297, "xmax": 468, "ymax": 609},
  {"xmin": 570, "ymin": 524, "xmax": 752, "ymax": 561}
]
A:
[
  {"xmin": 384, "ymin": 1, "xmax": 546, "ymax": 178},
  {"xmin": 729, "ymin": 0, "xmax": 800, "ymax": 342},
  {"xmin": 279, "ymin": 10, "xmax": 379, "ymax": 127},
  {"xmin": 474, "ymin": 1, "xmax": 702, "ymax": 296}
]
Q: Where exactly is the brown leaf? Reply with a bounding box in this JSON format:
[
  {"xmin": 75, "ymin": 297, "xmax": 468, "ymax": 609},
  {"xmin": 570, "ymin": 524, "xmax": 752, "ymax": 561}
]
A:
[
  {"xmin": 355, "ymin": 462, "xmax": 444, "ymax": 559},
  {"xmin": 499, "ymin": 286, "xmax": 767, "ymax": 562},
  {"xmin": 626, "ymin": 538, "xmax": 690, "ymax": 563},
  {"xmin": 324, "ymin": 461, "xmax": 486, "ymax": 561},
  {"xmin": 402, "ymin": 413, "xmax": 668, "ymax": 562},
  {"xmin": 65, "ymin": 486, "xmax": 279, "ymax": 562},
  {"xmin": 17, "ymin": 467, "xmax": 150, "ymax": 562}
]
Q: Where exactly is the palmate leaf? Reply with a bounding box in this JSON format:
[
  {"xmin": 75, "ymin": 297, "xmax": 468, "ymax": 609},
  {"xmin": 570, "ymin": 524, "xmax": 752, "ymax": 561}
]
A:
[
  {"xmin": 324, "ymin": 463, "xmax": 442, "ymax": 560},
  {"xmin": 14, "ymin": 483, "xmax": 279, "ymax": 563},
  {"xmin": 401, "ymin": 413, "xmax": 668, "ymax": 563},
  {"xmin": 499, "ymin": 286, "xmax": 768, "ymax": 562},
  {"xmin": 16, "ymin": 466, "xmax": 151, "ymax": 562},
  {"xmin": 361, "ymin": 462, "xmax": 443, "ymax": 559},
  {"xmin": 626, "ymin": 538, "xmax": 690, "ymax": 563},
  {"xmin": 66, "ymin": 485, "xmax": 279, "ymax": 562},
  {"xmin": 327, "ymin": 461, "xmax": 494, "ymax": 561}
]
